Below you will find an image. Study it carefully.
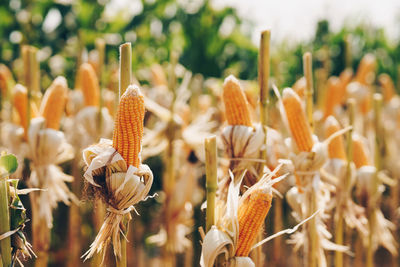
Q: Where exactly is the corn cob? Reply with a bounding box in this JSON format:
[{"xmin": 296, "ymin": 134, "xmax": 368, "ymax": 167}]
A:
[
  {"xmin": 324, "ymin": 116, "xmax": 346, "ymax": 160},
  {"xmin": 78, "ymin": 63, "xmax": 100, "ymax": 107},
  {"xmin": 292, "ymin": 76, "xmax": 306, "ymax": 99},
  {"xmin": 355, "ymin": 54, "xmax": 376, "ymax": 85},
  {"xmin": 338, "ymin": 69, "xmax": 353, "ymax": 104},
  {"xmin": 378, "ymin": 74, "xmax": 395, "ymax": 103},
  {"xmin": 282, "ymin": 88, "xmax": 314, "ymax": 152},
  {"xmin": 352, "ymin": 134, "xmax": 370, "ymax": 168},
  {"xmin": 323, "ymin": 77, "xmax": 342, "ymax": 119},
  {"xmin": 39, "ymin": 77, "xmax": 68, "ymax": 130},
  {"xmin": 112, "ymin": 85, "xmax": 145, "ymax": 167},
  {"xmin": 13, "ymin": 84, "xmax": 38, "ymax": 137},
  {"xmin": 235, "ymin": 188, "xmax": 272, "ymax": 256},
  {"xmin": 0, "ymin": 64, "xmax": 13, "ymax": 98},
  {"xmin": 222, "ymin": 75, "xmax": 252, "ymax": 126}
]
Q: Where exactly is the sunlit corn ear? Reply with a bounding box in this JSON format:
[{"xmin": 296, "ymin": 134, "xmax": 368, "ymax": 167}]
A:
[
  {"xmin": 292, "ymin": 76, "xmax": 306, "ymax": 99},
  {"xmin": 282, "ymin": 88, "xmax": 314, "ymax": 152},
  {"xmin": 150, "ymin": 63, "xmax": 168, "ymax": 87},
  {"xmin": 339, "ymin": 69, "xmax": 353, "ymax": 100},
  {"xmin": 355, "ymin": 54, "xmax": 376, "ymax": 85},
  {"xmin": 323, "ymin": 77, "xmax": 342, "ymax": 119},
  {"xmin": 0, "ymin": 64, "xmax": 14, "ymax": 97},
  {"xmin": 13, "ymin": 84, "xmax": 38, "ymax": 138},
  {"xmin": 324, "ymin": 116, "xmax": 346, "ymax": 160},
  {"xmin": 352, "ymin": 134, "xmax": 370, "ymax": 168},
  {"xmin": 235, "ymin": 187, "xmax": 272, "ymax": 257},
  {"xmin": 78, "ymin": 63, "xmax": 100, "ymax": 107},
  {"xmin": 40, "ymin": 76, "xmax": 68, "ymax": 130},
  {"xmin": 222, "ymin": 75, "xmax": 252, "ymax": 127},
  {"xmin": 112, "ymin": 85, "xmax": 145, "ymax": 168},
  {"xmin": 378, "ymin": 73, "xmax": 395, "ymax": 103}
]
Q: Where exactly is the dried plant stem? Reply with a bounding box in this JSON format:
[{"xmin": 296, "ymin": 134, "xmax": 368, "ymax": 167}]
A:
[
  {"xmin": 205, "ymin": 136, "xmax": 217, "ymax": 232},
  {"xmin": 335, "ymin": 99, "xmax": 355, "ymax": 267},
  {"xmin": 116, "ymin": 216, "xmax": 129, "ymax": 267},
  {"xmin": 0, "ymin": 175, "xmax": 11, "ymax": 267},
  {"xmin": 272, "ymin": 197, "xmax": 283, "ymax": 263},
  {"xmin": 259, "ymin": 30, "xmax": 270, "ymax": 142},
  {"xmin": 119, "ymin": 42, "xmax": 132, "ymax": 98},
  {"xmin": 30, "ymin": 193, "xmax": 50, "ymax": 267},
  {"xmin": 22, "ymin": 46, "xmax": 37, "ymax": 131},
  {"xmin": 306, "ymin": 189, "xmax": 318, "ymax": 267},
  {"xmin": 91, "ymin": 199, "xmax": 106, "ymax": 267},
  {"xmin": 367, "ymin": 94, "xmax": 383, "ymax": 267},
  {"xmin": 303, "ymin": 52, "xmax": 314, "ymax": 131}
]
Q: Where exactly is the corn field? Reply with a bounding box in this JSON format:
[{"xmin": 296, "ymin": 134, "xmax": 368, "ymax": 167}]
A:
[{"xmin": 1, "ymin": 2, "xmax": 400, "ymax": 267}]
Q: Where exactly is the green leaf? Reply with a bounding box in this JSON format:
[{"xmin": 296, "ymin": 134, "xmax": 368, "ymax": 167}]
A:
[{"xmin": 0, "ymin": 154, "xmax": 18, "ymax": 175}]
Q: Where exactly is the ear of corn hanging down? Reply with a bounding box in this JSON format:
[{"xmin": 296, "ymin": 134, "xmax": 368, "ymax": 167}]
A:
[
  {"xmin": 0, "ymin": 64, "xmax": 13, "ymax": 98},
  {"xmin": 323, "ymin": 77, "xmax": 342, "ymax": 119},
  {"xmin": 235, "ymin": 187, "xmax": 272, "ymax": 256},
  {"xmin": 378, "ymin": 73, "xmax": 395, "ymax": 103},
  {"xmin": 324, "ymin": 116, "xmax": 346, "ymax": 160},
  {"xmin": 39, "ymin": 76, "xmax": 68, "ymax": 130},
  {"xmin": 222, "ymin": 75, "xmax": 252, "ymax": 127},
  {"xmin": 352, "ymin": 134, "xmax": 370, "ymax": 168},
  {"xmin": 112, "ymin": 85, "xmax": 145, "ymax": 167},
  {"xmin": 13, "ymin": 84, "xmax": 38, "ymax": 137},
  {"xmin": 78, "ymin": 63, "xmax": 100, "ymax": 107},
  {"xmin": 282, "ymin": 88, "xmax": 314, "ymax": 152}
]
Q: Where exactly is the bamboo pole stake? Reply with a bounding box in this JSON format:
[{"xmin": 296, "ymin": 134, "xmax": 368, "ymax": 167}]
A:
[
  {"xmin": 119, "ymin": 42, "xmax": 132, "ymax": 98},
  {"xmin": 335, "ymin": 99, "xmax": 355, "ymax": 267},
  {"xmin": 205, "ymin": 136, "xmax": 217, "ymax": 232},
  {"xmin": 366, "ymin": 94, "xmax": 383, "ymax": 267},
  {"xmin": 303, "ymin": 52, "xmax": 314, "ymax": 131},
  {"xmin": 0, "ymin": 173, "xmax": 11, "ymax": 267}
]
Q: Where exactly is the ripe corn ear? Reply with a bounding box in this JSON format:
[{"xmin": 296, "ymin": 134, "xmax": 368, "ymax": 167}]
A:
[
  {"xmin": 352, "ymin": 134, "xmax": 370, "ymax": 168},
  {"xmin": 323, "ymin": 77, "xmax": 342, "ymax": 119},
  {"xmin": 338, "ymin": 69, "xmax": 353, "ymax": 104},
  {"xmin": 235, "ymin": 188, "xmax": 272, "ymax": 256},
  {"xmin": 112, "ymin": 85, "xmax": 145, "ymax": 167},
  {"xmin": 78, "ymin": 63, "xmax": 100, "ymax": 107},
  {"xmin": 355, "ymin": 54, "xmax": 376, "ymax": 85},
  {"xmin": 282, "ymin": 88, "xmax": 314, "ymax": 152},
  {"xmin": 40, "ymin": 77, "xmax": 68, "ymax": 130},
  {"xmin": 324, "ymin": 116, "xmax": 346, "ymax": 160},
  {"xmin": 13, "ymin": 84, "xmax": 38, "ymax": 138},
  {"xmin": 222, "ymin": 75, "xmax": 252, "ymax": 127},
  {"xmin": 378, "ymin": 74, "xmax": 395, "ymax": 103}
]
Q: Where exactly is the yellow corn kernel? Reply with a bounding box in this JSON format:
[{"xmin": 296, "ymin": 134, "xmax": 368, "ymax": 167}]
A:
[
  {"xmin": 324, "ymin": 116, "xmax": 346, "ymax": 160},
  {"xmin": 236, "ymin": 188, "xmax": 272, "ymax": 257},
  {"xmin": 292, "ymin": 76, "xmax": 306, "ymax": 99},
  {"xmin": 39, "ymin": 77, "xmax": 68, "ymax": 130},
  {"xmin": 323, "ymin": 77, "xmax": 342, "ymax": 119},
  {"xmin": 13, "ymin": 84, "xmax": 38, "ymax": 138},
  {"xmin": 352, "ymin": 134, "xmax": 370, "ymax": 168},
  {"xmin": 355, "ymin": 54, "xmax": 376, "ymax": 85},
  {"xmin": 222, "ymin": 75, "xmax": 252, "ymax": 127},
  {"xmin": 112, "ymin": 85, "xmax": 145, "ymax": 167},
  {"xmin": 282, "ymin": 88, "xmax": 314, "ymax": 152},
  {"xmin": 378, "ymin": 74, "xmax": 395, "ymax": 103},
  {"xmin": 150, "ymin": 64, "xmax": 168, "ymax": 87},
  {"xmin": 78, "ymin": 63, "xmax": 100, "ymax": 107}
]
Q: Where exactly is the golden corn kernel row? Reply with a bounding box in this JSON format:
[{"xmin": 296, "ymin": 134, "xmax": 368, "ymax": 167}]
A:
[
  {"xmin": 222, "ymin": 75, "xmax": 252, "ymax": 127},
  {"xmin": 235, "ymin": 188, "xmax": 272, "ymax": 256},
  {"xmin": 112, "ymin": 85, "xmax": 145, "ymax": 168},
  {"xmin": 282, "ymin": 88, "xmax": 314, "ymax": 152},
  {"xmin": 39, "ymin": 77, "xmax": 68, "ymax": 130},
  {"xmin": 78, "ymin": 63, "xmax": 100, "ymax": 107},
  {"xmin": 324, "ymin": 116, "xmax": 346, "ymax": 160}
]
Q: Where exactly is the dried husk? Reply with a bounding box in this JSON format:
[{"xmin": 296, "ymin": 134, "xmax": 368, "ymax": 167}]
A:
[{"xmin": 82, "ymin": 138, "xmax": 153, "ymax": 261}]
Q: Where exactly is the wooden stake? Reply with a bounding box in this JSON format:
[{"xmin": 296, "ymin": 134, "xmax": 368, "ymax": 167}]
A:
[
  {"xmin": 0, "ymin": 176, "xmax": 11, "ymax": 267},
  {"xmin": 205, "ymin": 136, "xmax": 217, "ymax": 233}
]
